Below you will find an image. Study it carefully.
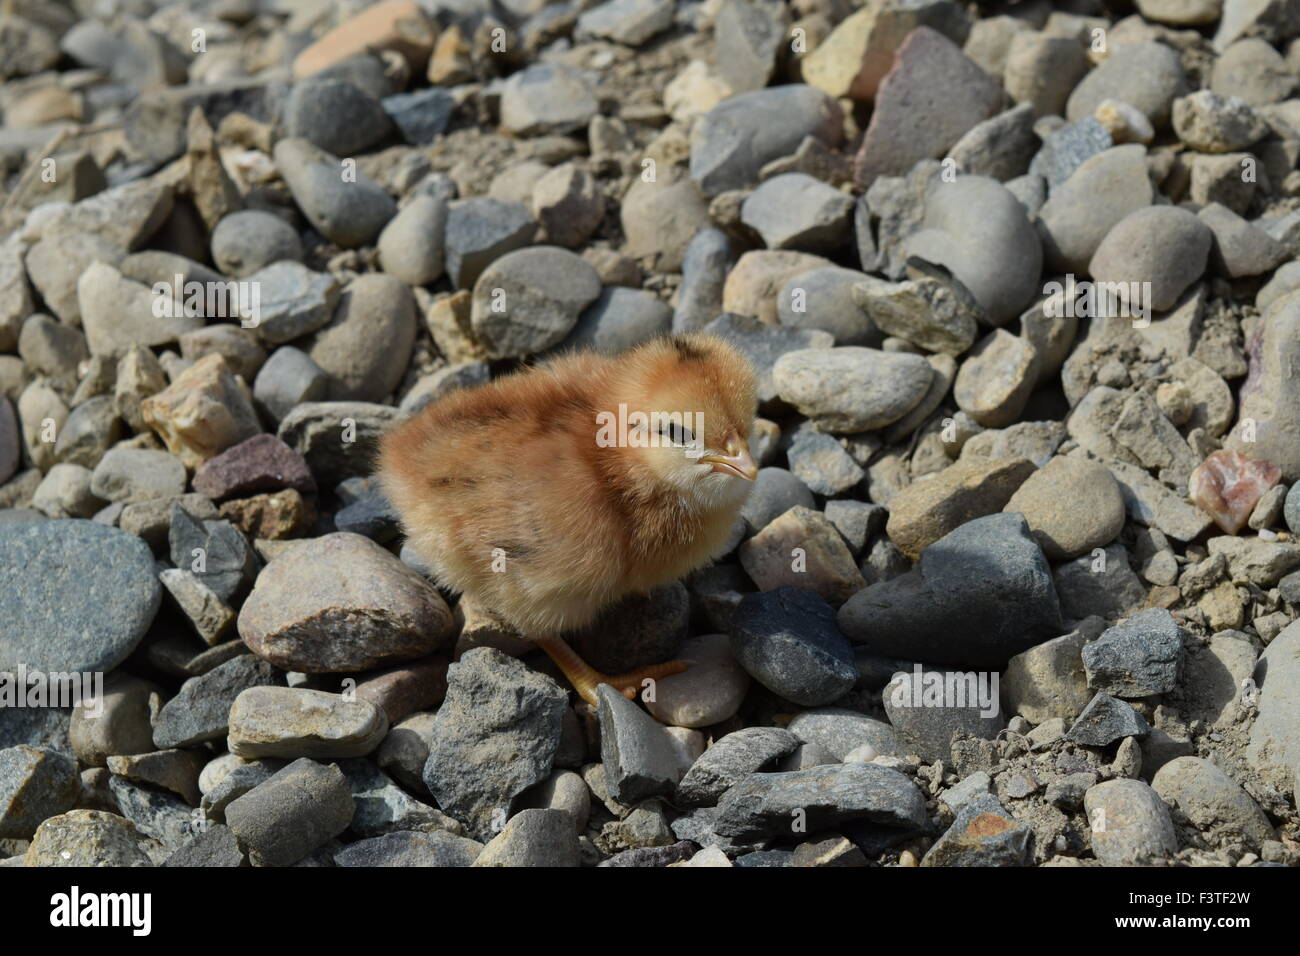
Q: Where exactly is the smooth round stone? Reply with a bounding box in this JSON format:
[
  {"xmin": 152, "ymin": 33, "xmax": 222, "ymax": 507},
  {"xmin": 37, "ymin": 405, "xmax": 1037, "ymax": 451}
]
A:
[
  {"xmin": 0, "ymin": 745, "xmax": 80, "ymax": 839},
  {"xmin": 1083, "ymin": 778, "xmax": 1179, "ymax": 865},
  {"xmin": 645, "ymin": 633, "xmax": 750, "ymax": 728},
  {"xmin": 238, "ymin": 532, "xmax": 454, "ymax": 673},
  {"xmin": 953, "ymin": 329, "xmax": 1038, "ymax": 427},
  {"xmin": 730, "ymin": 588, "xmax": 857, "ymax": 706},
  {"xmin": 0, "ymin": 520, "xmax": 161, "ymax": 673},
  {"xmin": 378, "ymin": 195, "xmax": 448, "ymax": 286},
  {"xmin": 307, "ymin": 273, "xmax": 416, "ymax": 402},
  {"xmin": 1037, "ymin": 144, "xmax": 1154, "ymax": 273},
  {"xmin": 284, "ymin": 79, "xmax": 392, "ymax": 157},
  {"xmin": 740, "ymin": 467, "xmax": 815, "ymax": 533},
  {"xmin": 1066, "ymin": 42, "xmax": 1188, "ymax": 129},
  {"xmin": 901, "ymin": 175, "xmax": 1042, "ymax": 325},
  {"xmin": 560, "ymin": 286, "xmax": 671, "ymax": 353},
  {"xmin": 777, "ymin": 267, "xmax": 881, "ymax": 346},
  {"xmin": 210, "ymin": 210, "xmax": 303, "ymax": 278},
  {"xmin": 227, "ymin": 686, "xmax": 390, "ymax": 759},
  {"xmin": 1151, "ymin": 757, "xmax": 1274, "ymax": 846},
  {"xmin": 470, "ymin": 246, "xmax": 602, "ymax": 358},
  {"xmin": 499, "ymin": 63, "xmax": 598, "ymax": 136},
  {"xmin": 1286, "ymin": 482, "xmax": 1300, "ymax": 536},
  {"xmin": 273, "ymin": 138, "xmax": 396, "ymax": 249},
  {"xmin": 785, "ymin": 707, "xmax": 899, "ymax": 760},
  {"xmin": 1003, "ymin": 456, "xmax": 1126, "ymax": 560},
  {"xmin": 1088, "ymin": 206, "xmax": 1212, "ymax": 312},
  {"xmin": 773, "ymin": 346, "xmax": 933, "ymax": 433}
]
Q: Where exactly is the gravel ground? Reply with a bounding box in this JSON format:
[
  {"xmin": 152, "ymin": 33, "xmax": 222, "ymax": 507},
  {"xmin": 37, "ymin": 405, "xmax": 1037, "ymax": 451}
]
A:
[{"xmin": 1, "ymin": 0, "xmax": 1299, "ymax": 868}]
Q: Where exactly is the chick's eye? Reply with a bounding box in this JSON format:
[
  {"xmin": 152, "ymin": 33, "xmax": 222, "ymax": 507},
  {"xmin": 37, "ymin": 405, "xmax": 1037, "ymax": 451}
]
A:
[{"xmin": 658, "ymin": 422, "xmax": 694, "ymax": 446}]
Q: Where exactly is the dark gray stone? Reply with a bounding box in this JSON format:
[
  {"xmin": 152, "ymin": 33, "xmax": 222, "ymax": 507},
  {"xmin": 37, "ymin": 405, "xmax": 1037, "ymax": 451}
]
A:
[
  {"xmin": 1083, "ymin": 608, "xmax": 1184, "ymax": 697},
  {"xmin": 1067, "ymin": 692, "xmax": 1151, "ymax": 747},
  {"xmin": 597, "ymin": 684, "xmax": 680, "ymax": 804},
  {"xmin": 0, "ymin": 745, "xmax": 80, "ymax": 838},
  {"xmin": 703, "ymin": 312, "xmax": 833, "ymax": 404},
  {"xmin": 423, "ymin": 648, "xmax": 567, "ymax": 840},
  {"xmin": 443, "ymin": 198, "xmax": 537, "ymax": 289},
  {"xmin": 224, "ymin": 758, "xmax": 355, "ymax": 866},
  {"xmin": 285, "ymin": 79, "xmax": 391, "ymax": 156},
  {"xmin": 730, "ymin": 588, "xmax": 857, "ymax": 706},
  {"xmin": 882, "ymin": 666, "xmax": 1006, "ymax": 762},
  {"xmin": 839, "ymin": 513, "xmax": 1063, "ymax": 668},
  {"xmin": 152, "ymin": 654, "xmax": 285, "ymax": 749},
  {"xmin": 0, "ymin": 519, "xmax": 161, "ymax": 673},
  {"xmin": 168, "ymin": 505, "xmax": 258, "ymax": 603},
  {"xmin": 713, "ymin": 763, "xmax": 928, "ymax": 841},
  {"xmin": 162, "ymin": 823, "xmax": 246, "ymax": 866},
  {"xmin": 383, "ymin": 88, "xmax": 456, "ymax": 145},
  {"xmin": 333, "ymin": 828, "xmax": 482, "ymax": 866},
  {"xmin": 673, "ymin": 228, "xmax": 735, "ymax": 333},
  {"xmin": 921, "ymin": 793, "xmax": 1031, "ymax": 866},
  {"xmin": 677, "ymin": 727, "xmax": 800, "ymax": 807}
]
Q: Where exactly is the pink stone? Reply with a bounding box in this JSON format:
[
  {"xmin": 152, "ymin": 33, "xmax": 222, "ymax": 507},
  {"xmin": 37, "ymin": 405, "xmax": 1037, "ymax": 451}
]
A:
[
  {"xmin": 1188, "ymin": 449, "xmax": 1281, "ymax": 535},
  {"xmin": 192, "ymin": 433, "xmax": 316, "ymax": 502}
]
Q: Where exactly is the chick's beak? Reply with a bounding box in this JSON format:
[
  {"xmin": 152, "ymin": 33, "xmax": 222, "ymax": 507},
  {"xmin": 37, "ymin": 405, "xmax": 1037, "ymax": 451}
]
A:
[{"xmin": 699, "ymin": 431, "xmax": 759, "ymax": 481}]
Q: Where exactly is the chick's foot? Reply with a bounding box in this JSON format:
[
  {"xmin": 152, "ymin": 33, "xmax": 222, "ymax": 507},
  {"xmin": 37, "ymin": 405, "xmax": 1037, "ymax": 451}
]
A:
[{"xmin": 531, "ymin": 635, "xmax": 689, "ymax": 707}]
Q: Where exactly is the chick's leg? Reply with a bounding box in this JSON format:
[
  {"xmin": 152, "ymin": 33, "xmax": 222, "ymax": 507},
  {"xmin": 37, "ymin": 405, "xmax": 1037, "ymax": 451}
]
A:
[{"xmin": 532, "ymin": 635, "xmax": 688, "ymax": 707}]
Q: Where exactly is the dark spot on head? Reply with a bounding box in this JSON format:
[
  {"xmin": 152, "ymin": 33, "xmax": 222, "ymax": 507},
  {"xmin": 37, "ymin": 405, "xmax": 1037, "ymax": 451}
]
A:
[
  {"xmin": 670, "ymin": 336, "xmax": 708, "ymax": 362},
  {"xmin": 430, "ymin": 476, "xmax": 478, "ymax": 490}
]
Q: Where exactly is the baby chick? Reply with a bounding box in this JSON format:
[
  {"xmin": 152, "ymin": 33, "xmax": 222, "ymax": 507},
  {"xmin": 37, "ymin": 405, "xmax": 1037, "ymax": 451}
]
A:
[{"xmin": 379, "ymin": 333, "xmax": 758, "ymax": 705}]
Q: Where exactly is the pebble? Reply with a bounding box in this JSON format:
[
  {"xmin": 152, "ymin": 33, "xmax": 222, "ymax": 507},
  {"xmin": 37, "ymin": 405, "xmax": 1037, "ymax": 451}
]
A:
[
  {"xmin": 887, "ymin": 456, "xmax": 1036, "ymax": 560},
  {"xmin": 69, "ymin": 673, "xmax": 160, "ymax": 767},
  {"xmin": 24, "ymin": 810, "xmax": 162, "ymax": 867},
  {"xmin": 1083, "ymin": 608, "xmax": 1185, "ymax": 698},
  {"xmin": 470, "ymin": 246, "xmax": 602, "ymax": 358},
  {"xmin": 307, "ymin": 273, "xmax": 416, "ymax": 402},
  {"xmin": 901, "ymin": 175, "xmax": 1043, "ymax": 325},
  {"xmin": 673, "ymin": 228, "xmax": 734, "ymax": 332},
  {"xmin": 949, "ymin": 103, "xmax": 1039, "ymax": 181},
  {"xmin": 1002, "ymin": 630, "xmax": 1092, "ymax": 723},
  {"xmin": 1066, "ymin": 42, "xmax": 1188, "ymax": 128},
  {"xmin": 1054, "ymin": 542, "xmax": 1146, "ymax": 621},
  {"xmin": 1083, "ymin": 778, "xmax": 1178, "ymax": 865},
  {"xmin": 773, "ymin": 346, "xmax": 932, "ymax": 433},
  {"xmin": 1088, "ymin": 206, "xmax": 1213, "ymax": 312},
  {"xmin": 378, "ymin": 195, "xmax": 448, "ymax": 286},
  {"xmin": 729, "ymin": 588, "xmax": 857, "ymax": 706},
  {"xmin": 0, "ymin": 746, "xmax": 80, "ymax": 839},
  {"xmin": 562, "ymin": 287, "xmax": 672, "ymax": 354},
  {"xmin": 738, "ymin": 505, "xmax": 866, "ymax": 605},
  {"xmin": 714, "ymin": 763, "xmax": 928, "ymax": 842},
  {"xmin": 740, "ymin": 173, "xmax": 854, "ymax": 252},
  {"xmin": 922, "ymin": 794, "xmax": 1031, "ymax": 866},
  {"xmin": 192, "ymin": 434, "xmax": 315, "ymax": 503},
  {"xmin": 152, "ymin": 655, "xmax": 284, "ymax": 749},
  {"xmin": 210, "ymin": 210, "xmax": 302, "ymax": 278},
  {"xmin": 1151, "ymin": 756, "xmax": 1274, "ymax": 847},
  {"xmin": 0, "ymin": 520, "xmax": 160, "ymax": 673},
  {"xmin": 621, "ymin": 173, "xmax": 711, "ymax": 273},
  {"xmin": 500, "ymin": 64, "xmax": 598, "ymax": 136},
  {"xmin": 443, "ymin": 198, "xmax": 538, "ymax": 289},
  {"xmin": 473, "ymin": 808, "xmax": 581, "ymax": 867},
  {"xmin": 690, "ymin": 85, "xmax": 842, "ymax": 196},
  {"xmin": 383, "ymin": 88, "xmax": 455, "ymax": 145},
  {"xmin": 1037, "ymin": 144, "xmax": 1153, "ymax": 273},
  {"xmin": 1211, "ymin": 37, "xmax": 1293, "ymax": 105},
  {"xmin": 227, "ymin": 686, "xmax": 389, "ymax": 759},
  {"xmin": 1246, "ymin": 620, "xmax": 1300, "ymax": 791},
  {"xmin": 532, "ymin": 164, "xmax": 603, "ymax": 250},
  {"xmin": 224, "ymin": 757, "xmax": 355, "ymax": 866},
  {"xmin": 644, "ymin": 633, "xmax": 749, "ymax": 728},
  {"xmin": 853, "ymin": 28, "xmax": 1002, "ymax": 188},
  {"xmin": 78, "ymin": 262, "xmax": 203, "ymax": 358},
  {"xmin": 882, "ymin": 668, "xmax": 1006, "ymax": 763},
  {"xmin": 1199, "ymin": 202, "xmax": 1287, "ymax": 278},
  {"xmin": 597, "ymin": 682, "xmax": 682, "ymax": 806},
  {"xmin": 1172, "ymin": 89, "xmax": 1268, "ymax": 153},
  {"xmin": 424, "ymin": 648, "xmax": 568, "ymax": 840},
  {"xmin": 839, "ymin": 512, "xmax": 1063, "ymax": 668},
  {"xmin": 786, "ymin": 707, "xmax": 898, "ymax": 761},
  {"xmin": 277, "ymin": 401, "xmax": 407, "ymax": 486},
  {"xmin": 1067, "ymin": 692, "xmax": 1151, "ymax": 747},
  {"xmin": 1003, "ymin": 455, "xmax": 1126, "ymax": 560},
  {"xmin": 141, "ymin": 354, "xmax": 262, "ymax": 469},
  {"xmin": 334, "ymin": 829, "xmax": 483, "ymax": 866},
  {"xmin": 246, "ymin": 261, "xmax": 338, "ymax": 345},
  {"xmin": 253, "ymin": 347, "xmax": 329, "ymax": 423},
  {"xmin": 273, "ymin": 137, "xmax": 396, "ymax": 248}
]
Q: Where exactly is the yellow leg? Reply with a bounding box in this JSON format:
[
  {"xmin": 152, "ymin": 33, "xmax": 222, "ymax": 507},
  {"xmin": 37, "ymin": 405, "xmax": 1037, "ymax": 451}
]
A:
[{"xmin": 532, "ymin": 635, "xmax": 689, "ymax": 707}]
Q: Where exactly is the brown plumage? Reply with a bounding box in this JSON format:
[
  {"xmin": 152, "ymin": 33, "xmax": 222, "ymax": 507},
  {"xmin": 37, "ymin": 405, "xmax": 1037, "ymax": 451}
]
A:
[{"xmin": 379, "ymin": 333, "xmax": 758, "ymax": 703}]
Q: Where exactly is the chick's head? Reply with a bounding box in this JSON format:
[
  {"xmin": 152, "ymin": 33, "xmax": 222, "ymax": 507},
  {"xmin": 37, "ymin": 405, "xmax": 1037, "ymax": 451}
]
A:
[{"xmin": 606, "ymin": 334, "xmax": 759, "ymax": 508}]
